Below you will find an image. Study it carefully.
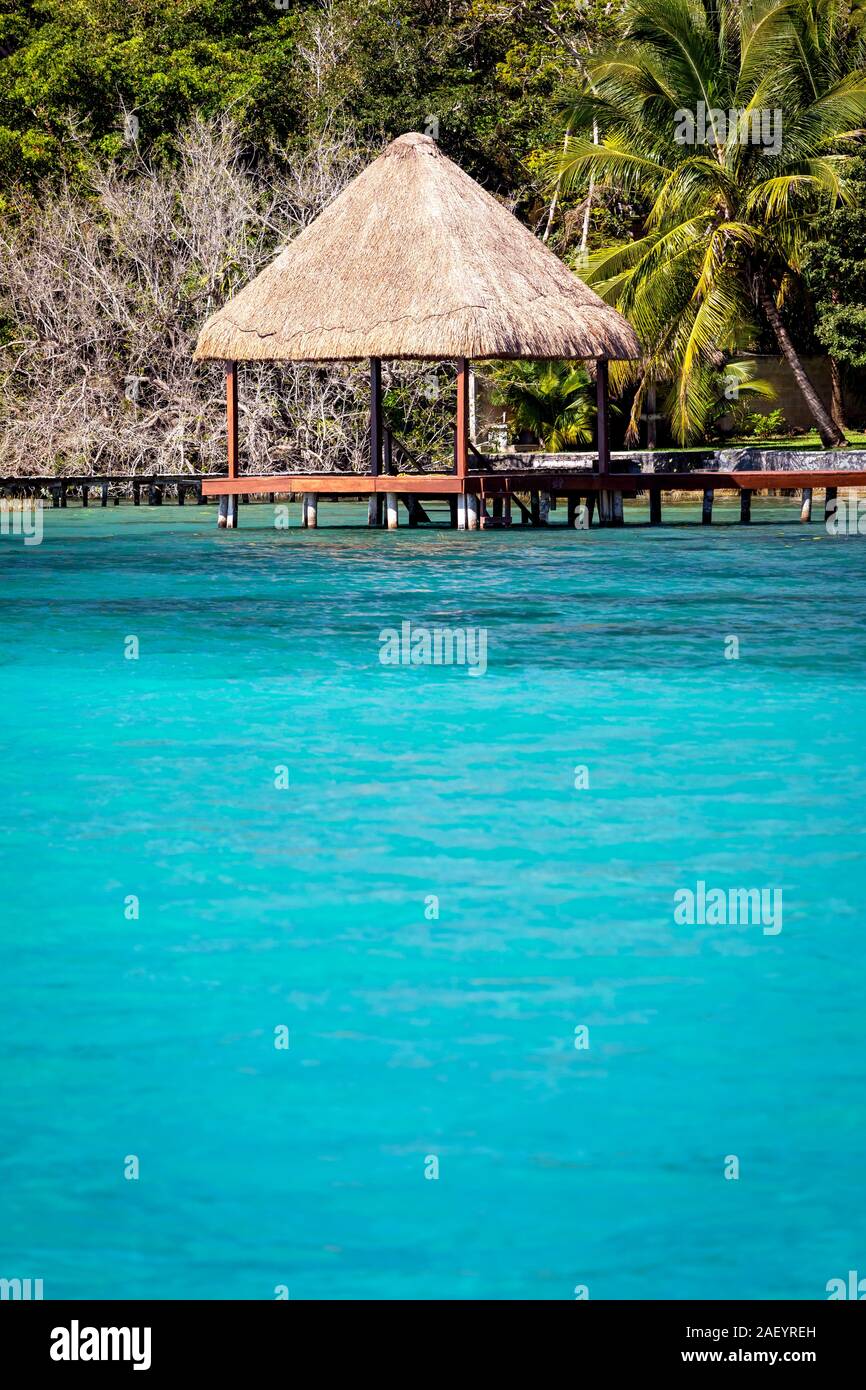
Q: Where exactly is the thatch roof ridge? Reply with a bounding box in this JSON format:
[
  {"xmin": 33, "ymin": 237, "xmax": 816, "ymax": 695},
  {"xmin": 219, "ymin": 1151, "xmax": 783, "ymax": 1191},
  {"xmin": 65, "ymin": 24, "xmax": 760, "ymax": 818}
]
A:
[{"xmin": 193, "ymin": 132, "xmax": 640, "ymax": 363}]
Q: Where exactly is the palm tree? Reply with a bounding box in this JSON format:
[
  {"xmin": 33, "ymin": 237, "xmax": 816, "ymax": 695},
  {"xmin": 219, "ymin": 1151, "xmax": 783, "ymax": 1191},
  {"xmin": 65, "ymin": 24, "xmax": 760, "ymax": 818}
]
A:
[
  {"xmin": 488, "ymin": 360, "xmax": 596, "ymax": 450},
  {"xmin": 552, "ymin": 0, "xmax": 866, "ymax": 446}
]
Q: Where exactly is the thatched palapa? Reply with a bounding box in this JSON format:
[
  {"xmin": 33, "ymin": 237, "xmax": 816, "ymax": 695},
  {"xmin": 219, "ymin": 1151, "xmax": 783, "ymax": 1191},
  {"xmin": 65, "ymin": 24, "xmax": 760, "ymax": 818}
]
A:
[{"xmin": 194, "ymin": 133, "xmax": 639, "ymax": 363}]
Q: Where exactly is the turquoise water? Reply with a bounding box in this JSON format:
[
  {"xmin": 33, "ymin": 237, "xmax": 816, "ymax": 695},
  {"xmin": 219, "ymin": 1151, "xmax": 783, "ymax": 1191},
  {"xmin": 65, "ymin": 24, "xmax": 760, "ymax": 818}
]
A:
[{"xmin": 2, "ymin": 499, "xmax": 864, "ymax": 1301}]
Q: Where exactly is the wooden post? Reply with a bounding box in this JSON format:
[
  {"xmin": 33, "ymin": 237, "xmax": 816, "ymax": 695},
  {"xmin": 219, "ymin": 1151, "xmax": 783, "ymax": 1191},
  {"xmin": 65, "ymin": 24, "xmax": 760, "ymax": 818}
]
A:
[
  {"xmin": 530, "ymin": 492, "xmax": 540, "ymax": 525},
  {"xmin": 702, "ymin": 488, "xmax": 714, "ymax": 524},
  {"xmin": 456, "ymin": 494, "xmax": 467, "ymax": 530},
  {"xmin": 177, "ymin": 483, "xmax": 186, "ymax": 507},
  {"xmin": 598, "ymin": 490, "xmax": 611, "ymax": 525},
  {"xmin": 825, "ymin": 485, "xmax": 838, "ymax": 522},
  {"xmin": 466, "ymin": 493, "xmax": 479, "ymax": 530},
  {"xmin": 225, "ymin": 360, "xmax": 239, "ymax": 526},
  {"xmin": 101, "ymin": 481, "xmax": 109, "ymax": 507},
  {"xmin": 449, "ymin": 497, "xmax": 458, "ymax": 528},
  {"xmin": 740, "ymin": 489, "xmax": 752, "ymax": 524},
  {"xmin": 386, "ymin": 493, "xmax": 399, "ymax": 529},
  {"xmin": 596, "ymin": 358, "xmax": 611, "ymax": 473},
  {"xmin": 81, "ymin": 485, "xmax": 89, "ymax": 508},
  {"xmin": 218, "ymin": 494, "xmax": 228, "ymax": 528},
  {"xmin": 60, "ymin": 482, "xmax": 67, "ymax": 509},
  {"xmin": 370, "ymin": 358, "xmax": 383, "ymax": 476},
  {"xmin": 800, "ymin": 487, "xmax": 813, "ymax": 522},
  {"xmin": 367, "ymin": 494, "xmax": 380, "ymax": 527},
  {"xmin": 502, "ymin": 494, "xmax": 512, "ymax": 526},
  {"xmin": 650, "ymin": 488, "xmax": 662, "ymax": 525},
  {"xmin": 303, "ymin": 493, "xmax": 318, "ymax": 528},
  {"xmin": 197, "ymin": 483, "xmax": 206, "ymax": 505},
  {"xmin": 226, "ymin": 494, "xmax": 238, "ymax": 529},
  {"xmin": 456, "ymin": 358, "xmax": 469, "ymax": 479},
  {"xmin": 585, "ymin": 494, "xmax": 596, "ymax": 526},
  {"xmin": 492, "ymin": 496, "xmax": 503, "ymax": 525},
  {"xmin": 383, "ymin": 426, "xmax": 393, "ymax": 476},
  {"xmin": 132, "ymin": 481, "xmax": 140, "ymax": 507},
  {"xmin": 538, "ymin": 492, "xmax": 551, "ymax": 524},
  {"xmin": 612, "ymin": 491, "xmax": 624, "ymax": 525},
  {"xmin": 226, "ymin": 361, "xmax": 238, "ymax": 476}
]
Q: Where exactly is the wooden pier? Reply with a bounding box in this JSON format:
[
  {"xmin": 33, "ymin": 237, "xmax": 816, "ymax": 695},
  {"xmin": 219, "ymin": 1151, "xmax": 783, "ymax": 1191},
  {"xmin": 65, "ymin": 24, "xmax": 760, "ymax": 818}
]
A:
[
  {"xmin": 199, "ymin": 465, "xmax": 866, "ymax": 527},
  {"xmin": 3, "ymin": 466, "xmax": 864, "ymax": 527},
  {"xmin": 0, "ymin": 475, "xmax": 209, "ymax": 507}
]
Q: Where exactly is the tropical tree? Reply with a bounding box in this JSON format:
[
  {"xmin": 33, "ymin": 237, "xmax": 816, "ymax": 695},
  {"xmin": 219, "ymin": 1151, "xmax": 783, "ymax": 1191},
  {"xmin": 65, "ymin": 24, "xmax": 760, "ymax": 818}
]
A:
[
  {"xmin": 488, "ymin": 359, "xmax": 596, "ymax": 450},
  {"xmin": 807, "ymin": 155, "xmax": 866, "ymax": 372},
  {"xmin": 552, "ymin": 0, "xmax": 866, "ymax": 446},
  {"xmin": 705, "ymin": 358, "xmax": 777, "ymax": 435}
]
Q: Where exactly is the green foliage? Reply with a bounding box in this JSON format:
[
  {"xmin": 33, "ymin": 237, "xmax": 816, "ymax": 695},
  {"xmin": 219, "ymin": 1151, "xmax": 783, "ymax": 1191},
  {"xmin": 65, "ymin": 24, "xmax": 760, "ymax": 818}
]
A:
[
  {"xmin": 488, "ymin": 359, "xmax": 595, "ymax": 450},
  {"xmin": 551, "ymin": 0, "xmax": 866, "ymax": 444},
  {"xmin": 704, "ymin": 359, "xmax": 777, "ymax": 437},
  {"xmin": 0, "ymin": 0, "xmax": 306, "ymax": 187},
  {"xmin": 742, "ymin": 407, "xmax": 788, "ymax": 439},
  {"xmin": 807, "ymin": 155, "xmax": 866, "ymax": 366}
]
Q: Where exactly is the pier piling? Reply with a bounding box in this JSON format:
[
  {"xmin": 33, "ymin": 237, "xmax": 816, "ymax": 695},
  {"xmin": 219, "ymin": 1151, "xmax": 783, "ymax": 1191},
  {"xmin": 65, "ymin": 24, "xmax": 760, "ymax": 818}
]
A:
[{"xmin": 702, "ymin": 488, "xmax": 714, "ymax": 524}]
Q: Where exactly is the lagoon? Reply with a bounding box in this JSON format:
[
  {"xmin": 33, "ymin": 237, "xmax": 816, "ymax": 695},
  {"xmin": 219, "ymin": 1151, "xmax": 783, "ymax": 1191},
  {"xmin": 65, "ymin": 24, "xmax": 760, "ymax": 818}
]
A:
[{"xmin": 1, "ymin": 501, "xmax": 865, "ymax": 1299}]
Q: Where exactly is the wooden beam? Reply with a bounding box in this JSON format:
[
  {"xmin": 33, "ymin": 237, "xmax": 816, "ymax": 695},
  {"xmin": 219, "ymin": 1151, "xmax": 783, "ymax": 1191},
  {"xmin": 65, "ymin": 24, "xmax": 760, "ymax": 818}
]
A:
[
  {"xmin": 596, "ymin": 359, "xmax": 610, "ymax": 473},
  {"xmin": 199, "ymin": 469, "xmax": 866, "ymax": 498},
  {"xmin": 226, "ymin": 361, "xmax": 239, "ymax": 480},
  {"xmin": 370, "ymin": 358, "xmax": 383, "ymax": 476},
  {"xmin": 649, "ymin": 488, "xmax": 662, "ymax": 525},
  {"xmin": 456, "ymin": 358, "xmax": 470, "ymax": 479}
]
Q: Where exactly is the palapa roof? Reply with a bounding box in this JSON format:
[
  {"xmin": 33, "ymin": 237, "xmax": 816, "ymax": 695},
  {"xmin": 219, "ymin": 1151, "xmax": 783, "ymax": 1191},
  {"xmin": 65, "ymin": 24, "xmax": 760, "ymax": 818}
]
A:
[{"xmin": 193, "ymin": 132, "xmax": 640, "ymax": 364}]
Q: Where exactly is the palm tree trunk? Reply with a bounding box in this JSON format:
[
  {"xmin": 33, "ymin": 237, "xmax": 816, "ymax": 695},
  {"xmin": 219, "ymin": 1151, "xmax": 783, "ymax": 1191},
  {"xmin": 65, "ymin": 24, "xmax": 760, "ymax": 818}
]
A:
[
  {"xmin": 758, "ymin": 284, "xmax": 845, "ymax": 447},
  {"xmin": 830, "ymin": 355, "xmax": 846, "ymax": 431},
  {"xmin": 579, "ymin": 119, "xmax": 599, "ymax": 257},
  {"xmin": 542, "ymin": 122, "xmax": 571, "ymax": 244}
]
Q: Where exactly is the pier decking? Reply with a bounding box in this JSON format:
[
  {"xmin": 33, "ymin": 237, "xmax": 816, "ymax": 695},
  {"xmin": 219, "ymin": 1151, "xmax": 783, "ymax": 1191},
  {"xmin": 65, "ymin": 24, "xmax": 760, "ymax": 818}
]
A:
[{"xmin": 3, "ymin": 461, "xmax": 864, "ymax": 527}]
